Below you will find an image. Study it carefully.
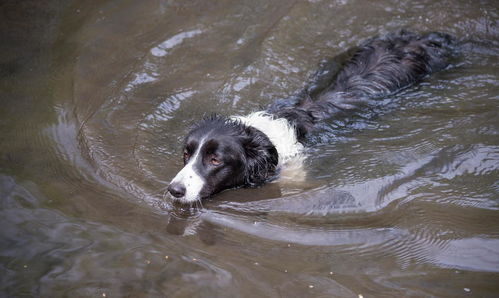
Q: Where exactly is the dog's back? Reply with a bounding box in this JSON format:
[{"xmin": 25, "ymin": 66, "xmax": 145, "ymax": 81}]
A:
[
  {"xmin": 329, "ymin": 30, "xmax": 455, "ymax": 98},
  {"xmin": 273, "ymin": 30, "xmax": 457, "ymax": 139}
]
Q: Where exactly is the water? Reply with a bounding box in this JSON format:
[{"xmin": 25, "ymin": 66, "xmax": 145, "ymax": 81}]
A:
[{"xmin": 1, "ymin": 0, "xmax": 498, "ymax": 296}]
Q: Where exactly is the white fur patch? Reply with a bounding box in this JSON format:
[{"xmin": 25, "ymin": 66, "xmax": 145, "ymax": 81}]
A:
[
  {"xmin": 170, "ymin": 139, "xmax": 206, "ymax": 203},
  {"xmin": 232, "ymin": 111, "xmax": 304, "ymax": 166}
]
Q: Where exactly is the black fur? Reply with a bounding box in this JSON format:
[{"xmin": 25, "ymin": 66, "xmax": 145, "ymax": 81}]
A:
[
  {"xmin": 241, "ymin": 125, "xmax": 279, "ymax": 186},
  {"xmin": 271, "ymin": 30, "xmax": 456, "ymax": 140}
]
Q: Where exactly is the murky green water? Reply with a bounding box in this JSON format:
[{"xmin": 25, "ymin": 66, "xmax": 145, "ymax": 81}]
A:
[{"xmin": 1, "ymin": 0, "xmax": 498, "ymax": 297}]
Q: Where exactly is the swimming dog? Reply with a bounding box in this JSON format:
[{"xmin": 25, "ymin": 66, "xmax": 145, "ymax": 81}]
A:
[{"xmin": 167, "ymin": 30, "xmax": 456, "ymax": 203}]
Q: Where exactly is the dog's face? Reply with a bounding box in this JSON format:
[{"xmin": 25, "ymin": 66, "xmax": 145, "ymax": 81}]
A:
[
  {"xmin": 167, "ymin": 117, "xmax": 278, "ymax": 203},
  {"xmin": 168, "ymin": 133, "xmax": 247, "ymax": 203}
]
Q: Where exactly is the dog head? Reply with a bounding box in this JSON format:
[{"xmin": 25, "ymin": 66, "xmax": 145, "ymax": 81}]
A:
[{"xmin": 167, "ymin": 116, "xmax": 278, "ymax": 203}]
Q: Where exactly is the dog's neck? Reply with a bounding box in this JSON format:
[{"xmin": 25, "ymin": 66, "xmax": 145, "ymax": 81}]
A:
[{"xmin": 232, "ymin": 111, "xmax": 304, "ymax": 166}]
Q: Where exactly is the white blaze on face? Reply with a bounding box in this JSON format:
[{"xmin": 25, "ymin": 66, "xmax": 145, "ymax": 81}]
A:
[{"xmin": 170, "ymin": 139, "xmax": 206, "ymax": 203}]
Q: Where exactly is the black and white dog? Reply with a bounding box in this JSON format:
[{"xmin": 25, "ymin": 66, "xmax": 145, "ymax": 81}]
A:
[{"xmin": 167, "ymin": 30, "xmax": 456, "ymax": 203}]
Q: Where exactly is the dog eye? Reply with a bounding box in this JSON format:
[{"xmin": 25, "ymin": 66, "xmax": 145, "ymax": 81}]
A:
[
  {"xmin": 183, "ymin": 150, "xmax": 190, "ymax": 160},
  {"xmin": 210, "ymin": 157, "xmax": 221, "ymax": 166}
]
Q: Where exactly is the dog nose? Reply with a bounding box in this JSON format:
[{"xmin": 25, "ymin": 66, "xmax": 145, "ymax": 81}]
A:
[{"xmin": 168, "ymin": 183, "xmax": 186, "ymax": 198}]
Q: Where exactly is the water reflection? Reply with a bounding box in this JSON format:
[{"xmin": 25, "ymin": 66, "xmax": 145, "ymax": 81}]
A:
[
  {"xmin": 2, "ymin": 0, "xmax": 499, "ymax": 296},
  {"xmin": 150, "ymin": 29, "xmax": 204, "ymax": 57}
]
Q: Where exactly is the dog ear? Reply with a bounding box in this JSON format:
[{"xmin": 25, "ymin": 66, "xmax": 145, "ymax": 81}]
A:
[{"xmin": 242, "ymin": 129, "xmax": 278, "ymax": 186}]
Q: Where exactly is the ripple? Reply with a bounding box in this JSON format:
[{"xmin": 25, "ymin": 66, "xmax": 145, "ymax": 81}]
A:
[
  {"xmin": 150, "ymin": 29, "xmax": 203, "ymax": 57},
  {"xmin": 430, "ymin": 237, "xmax": 499, "ymax": 272},
  {"xmin": 202, "ymin": 210, "xmax": 407, "ymax": 247}
]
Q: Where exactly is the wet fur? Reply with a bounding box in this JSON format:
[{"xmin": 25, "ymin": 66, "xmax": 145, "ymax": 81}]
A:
[{"xmin": 271, "ymin": 30, "xmax": 456, "ymax": 141}]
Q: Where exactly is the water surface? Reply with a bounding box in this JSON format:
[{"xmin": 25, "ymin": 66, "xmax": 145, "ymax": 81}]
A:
[{"xmin": 1, "ymin": 0, "xmax": 498, "ymax": 296}]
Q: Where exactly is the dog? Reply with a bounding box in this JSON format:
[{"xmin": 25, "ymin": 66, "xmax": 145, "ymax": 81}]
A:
[{"xmin": 167, "ymin": 30, "xmax": 456, "ymax": 204}]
